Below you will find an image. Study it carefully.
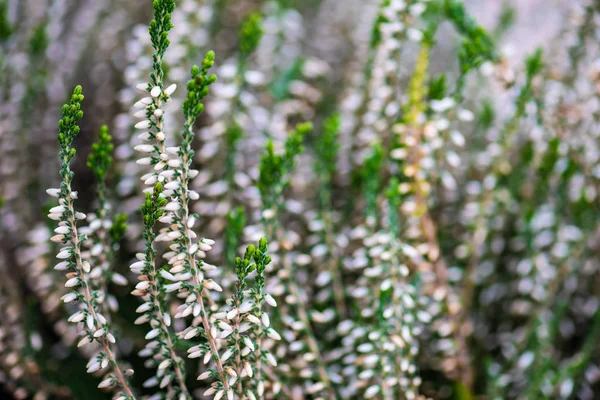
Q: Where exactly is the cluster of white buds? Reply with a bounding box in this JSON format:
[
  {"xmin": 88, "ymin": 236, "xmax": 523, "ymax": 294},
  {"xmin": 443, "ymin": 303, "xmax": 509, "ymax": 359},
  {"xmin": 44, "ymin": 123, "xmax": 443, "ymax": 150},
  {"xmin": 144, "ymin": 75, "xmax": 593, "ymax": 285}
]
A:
[
  {"xmin": 342, "ymin": 0, "xmax": 429, "ymax": 169},
  {"xmin": 130, "ymin": 183, "xmax": 190, "ymax": 398},
  {"xmin": 49, "ymin": 86, "xmax": 136, "ymax": 399},
  {"xmin": 188, "ymin": 239, "xmax": 281, "ymax": 400}
]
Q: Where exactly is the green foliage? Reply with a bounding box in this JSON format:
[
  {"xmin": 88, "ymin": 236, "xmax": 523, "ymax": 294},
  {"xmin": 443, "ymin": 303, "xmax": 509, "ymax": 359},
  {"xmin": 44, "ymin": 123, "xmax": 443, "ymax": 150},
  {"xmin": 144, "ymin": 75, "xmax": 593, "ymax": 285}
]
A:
[
  {"xmin": 494, "ymin": 3, "xmax": 516, "ymax": 38},
  {"xmin": 428, "ymin": 74, "xmax": 447, "ymax": 101},
  {"xmin": 525, "ymin": 48, "xmax": 544, "ymax": 80},
  {"xmin": 271, "ymin": 58, "xmax": 304, "ymax": 101},
  {"xmin": 258, "ymin": 141, "xmax": 281, "ymax": 204},
  {"xmin": 233, "ymin": 238, "xmax": 271, "ymax": 305},
  {"xmin": 182, "ymin": 51, "xmax": 216, "ymax": 124},
  {"xmin": 253, "ymin": 237, "xmax": 271, "ymax": 287},
  {"xmin": 444, "ymin": 0, "xmax": 494, "ymax": 52},
  {"xmin": 315, "ymin": 113, "xmax": 341, "ymax": 183},
  {"xmin": 457, "ymin": 26, "xmax": 495, "ymax": 74},
  {"xmin": 109, "ymin": 213, "xmax": 128, "ymax": 243},
  {"xmin": 234, "ymin": 243, "xmax": 255, "ymax": 284},
  {"xmin": 0, "ymin": 0, "xmax": 11, "ymax": 41},
  {"xmin": 87, "ymin": 125, "xmax": 114, "ymax": 184},
  {"xmin": 225, "ymin": 122, "xmax": 244, "ymax": 181},
  {"xmin": 142, "ymin": 183, "xmax": 167, "ymax": 228},
  {"xmin": 501, "ymin": 48, "xmax": 544, "ymax": 142},
  {"xmin": 29, "ymin": 22, "xmax": 48, "ymax": 57},
  {"xmin": 239, "ymin": 12, "xmax": 264, "ymax": 55},
  {"xmin": 444, "ymin": 0, "xmax": 496, "ymax": 96},
  {"xmin": 478, "ymin": 99, "xmax": 496, "ymax": 130},
  {"xmin": 258, "ymin": 122, "xmax": 311, "ymax": 208},
  {"xmin": 363, "ymin": 142, "xmax": 384, "ymax": 220},
  {"xmin": 225, "ymin": 122, "xmax": 243, "ymax": 150},
  {"xmin": 225, "ymin": 206, "xmax": 246, "ymax": 266},
  {"xmin": 385, "ymin": 177, "xmax": 401, "ymax": 238},
  {"xmin": 58, "ymin": 86, "xmax": 84, "ymax": 165},
  {"xmin": 149, "ymin": 0, "xmax": 176, "ymax": 87},
  {"xmin": 369, "ymin": 0, "xmax": 392, "ymax": 49}
]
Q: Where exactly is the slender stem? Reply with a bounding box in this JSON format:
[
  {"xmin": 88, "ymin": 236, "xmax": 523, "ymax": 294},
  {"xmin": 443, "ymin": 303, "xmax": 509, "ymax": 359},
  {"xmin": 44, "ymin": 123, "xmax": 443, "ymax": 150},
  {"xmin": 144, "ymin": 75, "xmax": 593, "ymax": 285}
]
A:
[
  {"xmin": 65, "ymin": 202, "xmax": 135, "ymax": 398},
  {"xmin": 180, "ymin": 150, "xmax": 230, "ymax": 389},
  {"xmin": 148, "ymin": 249, "xmax": 190, "ymax": 397}
]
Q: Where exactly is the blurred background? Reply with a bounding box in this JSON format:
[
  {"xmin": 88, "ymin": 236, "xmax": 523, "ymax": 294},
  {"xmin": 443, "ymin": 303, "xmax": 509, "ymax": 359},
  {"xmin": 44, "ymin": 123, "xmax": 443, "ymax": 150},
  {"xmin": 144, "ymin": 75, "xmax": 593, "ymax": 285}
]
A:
[{"xmin": 1, "ymin": 0, "xmax": 599, "ymax": 399}]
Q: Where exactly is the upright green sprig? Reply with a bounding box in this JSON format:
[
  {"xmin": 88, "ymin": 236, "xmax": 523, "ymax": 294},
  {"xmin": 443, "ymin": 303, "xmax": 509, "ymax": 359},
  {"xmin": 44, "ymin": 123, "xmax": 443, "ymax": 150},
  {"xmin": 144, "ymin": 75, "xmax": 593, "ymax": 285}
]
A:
[
  {"xmin": 132, "ymin": 183, "xmax": 190, "ymax": 398},
  {"xmin": 225, "ymin": 206, "xmax": 246, "ymax": 266},
  {"xmin": 258, "ymin": 122, "xmax": 312, "ymax": 232},
  {"xmin": 444, "ymin": 0, "xmax": 496, "ymax": 98},
  {"xmin": 315, "ymin": 113, "xmax": 341, "ymax": 192},
  {"xmin": 149, "ymin": 0, "xmax": 175, "ymax": 89},
  {"xmin": 182, "ymin": 52, "xmax": 216, "ymax": 128},
  {"xmin": 239, "ymin": 12, "xmax": 264, "ymax": 56},
  {"xmin": 57, "ymin": 86, "xmax": 84, "ymax": 161},
  {"xmin": 0, "ymin": 0, "xmax": 11, "ymax": 42},
  {"xmin": 86, "ymin": 125, "xmax": 125, "ymax": 321},
  {"xmin": 87, "ymin": 125, "xmax": 113, "ymax": 194},
  {"xmin": 225, "ymin": 123, "xmax": 244, "ymax": 184},
  {"xmin": 109, "ymin": 213, "xmax": 128, "ymax": 243},
  {"xmin": 48, "ymin": 86, "xmax": 136, "ymax": 399}
]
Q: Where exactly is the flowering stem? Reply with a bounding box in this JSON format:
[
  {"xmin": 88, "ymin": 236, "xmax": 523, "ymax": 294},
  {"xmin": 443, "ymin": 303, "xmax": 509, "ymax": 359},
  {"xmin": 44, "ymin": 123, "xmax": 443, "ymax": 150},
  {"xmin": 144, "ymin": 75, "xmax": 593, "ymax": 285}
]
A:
[{"xmin": 52, "ymin": 87, "xmax": 135, "ymax": 398}]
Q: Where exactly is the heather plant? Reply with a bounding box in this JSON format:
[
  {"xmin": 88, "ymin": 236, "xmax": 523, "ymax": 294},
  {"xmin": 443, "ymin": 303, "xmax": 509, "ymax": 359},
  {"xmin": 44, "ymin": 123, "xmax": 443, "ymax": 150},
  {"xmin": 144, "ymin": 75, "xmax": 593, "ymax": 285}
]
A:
[{"xmin": 1, "ymin": 0, "xmax": 600, "ymax": 399}]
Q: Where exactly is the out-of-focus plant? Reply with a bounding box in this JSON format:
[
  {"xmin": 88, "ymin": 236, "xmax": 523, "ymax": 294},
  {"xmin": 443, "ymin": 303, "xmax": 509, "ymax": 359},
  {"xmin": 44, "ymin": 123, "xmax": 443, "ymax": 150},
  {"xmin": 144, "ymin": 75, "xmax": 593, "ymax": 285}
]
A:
[{"xmin": 1, "ymin": 0, "xmax": 600, "ymax": 399}]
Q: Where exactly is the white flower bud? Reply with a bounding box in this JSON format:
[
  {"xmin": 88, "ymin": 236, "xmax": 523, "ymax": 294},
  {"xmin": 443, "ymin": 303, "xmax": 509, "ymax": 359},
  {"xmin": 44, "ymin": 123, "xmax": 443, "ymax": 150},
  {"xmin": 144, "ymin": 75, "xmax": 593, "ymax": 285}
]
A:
[
  {"xmin": 62, "ymin": 292, "xmax": 78, "ymax": 303},
  {"xmin": 165, "ymin": 84, "xmax": 177, "ymax": 96},
  {"xmin": 264, "ymin": 294, "xmax": 277, "ymax": 307},
  {"xmin": 135, "ymin": 120, "xmax": 151, "ymax": 129},
  {"xmin": 184, "ymin": 329, "xmax": 199, "ymax": 340},
  {"xmin": 261, "ymin": 313, "xmax": 270, "ymax": 327},
  {"xmin": 266, "ymin": 329, "xmax": 281, "ymax": 340},
  {"xmin": 145, "ymin": 328, "xmax": 161, "ymax": 340},
  {"xmin": 137, "ymin": 157, "xmax": 152, "ymax": 165},
  {"xmin": 65, "ymin": 277, "xmax": 79, "ymax": 288},
  {"xmin": 54, "ymin": 261, "xmax": 69, "ymax": 270},
  {"xmin": 243, "ymin": 337, "xmax": 255, "ymax": 351},
  {"xmin": 112, "ymin": 273, "xmax": 128, "ymax": 286},
  {"xmin": 50, "ymin": 205, "xmax": 65, "ymax": 213},
  {"xmin": 46, "ymin": 188, "xmax": 60, "ymax": 197},
  {"xmin": 165, "ymin": 202, "xmax": 180, "ymax": 211},
  {"xmin": 56, "ymin": 250, "xmax": 70, "ymax": 259},
  {"xmin": 165, "ymin": 281, "xmax": 182, "ymax": 293},
  {"xmin": 150, "ymin": 86, "xmax": 162, "ymax": 98},
  {"xmin": 158, "ymin": 359, "xmax": 171, "ymax": 370},
  {"xmin": 134, "ymin": 144, "xmax": 154, "ymax": 153},
  {"xmin": 135, "ymin": 281, "xmax": 150, "ymax": 290},
  {"xmin": 197, "ymin": 371, "xmax": 211, "ymax": 380}
]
